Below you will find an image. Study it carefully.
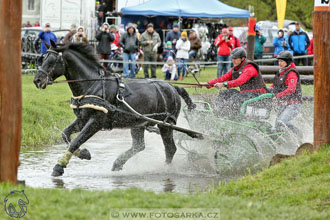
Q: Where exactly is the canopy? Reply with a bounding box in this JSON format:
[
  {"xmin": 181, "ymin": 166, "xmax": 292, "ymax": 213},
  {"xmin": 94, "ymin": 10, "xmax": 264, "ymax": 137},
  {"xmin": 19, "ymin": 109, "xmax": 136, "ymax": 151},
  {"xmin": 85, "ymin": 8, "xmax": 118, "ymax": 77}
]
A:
[{"xmin": 121, "ymin": 0, "xmax": 250, "ymax": 18}]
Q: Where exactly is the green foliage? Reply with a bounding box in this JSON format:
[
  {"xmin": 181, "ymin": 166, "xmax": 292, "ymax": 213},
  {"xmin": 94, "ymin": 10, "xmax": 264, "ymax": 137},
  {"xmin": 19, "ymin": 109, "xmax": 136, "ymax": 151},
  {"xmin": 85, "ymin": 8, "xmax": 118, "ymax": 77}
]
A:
[
  {"xmin": 221, "ymin": 0, "xmax": 314, "ymax": 30},
  {"xmin": 0, "ymin": 146, "xmax": 329, "ymax": 219}
]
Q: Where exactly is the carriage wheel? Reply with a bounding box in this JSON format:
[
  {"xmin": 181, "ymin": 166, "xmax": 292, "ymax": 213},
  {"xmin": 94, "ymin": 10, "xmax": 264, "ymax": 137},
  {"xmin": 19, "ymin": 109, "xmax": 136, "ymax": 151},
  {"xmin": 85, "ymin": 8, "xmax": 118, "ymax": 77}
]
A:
[
  {"xmin": 214, "ymin": 133, "xmax": 260, "ymax": 175},
  {"xmin": 176, "ymin": 134, "xmax": 207, "ymax": 162}
]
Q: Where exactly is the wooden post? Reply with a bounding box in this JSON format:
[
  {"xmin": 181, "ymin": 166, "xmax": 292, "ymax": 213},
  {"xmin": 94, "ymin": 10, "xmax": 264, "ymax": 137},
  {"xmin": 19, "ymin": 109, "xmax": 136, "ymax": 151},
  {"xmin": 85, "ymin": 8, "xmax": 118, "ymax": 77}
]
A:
[
  {"xmin": 0, "ymin": 0, "xmax": 22, "ymax": 183},
  {"xmin": 247, "ymin": 17, "xmax": 256, "ymax": 60},
  {"xmin": 313, "ymin": 0, "xmax": 330, "ymax": 149}
]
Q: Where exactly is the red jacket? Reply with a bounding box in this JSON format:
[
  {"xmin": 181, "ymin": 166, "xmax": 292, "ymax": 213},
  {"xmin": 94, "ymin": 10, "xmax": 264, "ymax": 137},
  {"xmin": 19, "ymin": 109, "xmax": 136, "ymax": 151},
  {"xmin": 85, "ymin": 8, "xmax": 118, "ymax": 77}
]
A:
[
  {"xmin": 111, "ymin": 32, "xmax": 121, "ymax": 49},
  {"xmin": 214, "ymin": 34, "xmax": 234, "ymax": 55},
  {"xmin": 307, "ymin": 38, "xmax": 313, "ymax": 55},
  {"xmin": 229, "ymin": 34, "xmax": 241, "ymax": 48},
  {"xmin": 270, "ymin": 63, "xmax": 299, "ymax": 100},
  {"xmin": 208, "ymin": 60, "xmax": 266, "ymax": 93}
]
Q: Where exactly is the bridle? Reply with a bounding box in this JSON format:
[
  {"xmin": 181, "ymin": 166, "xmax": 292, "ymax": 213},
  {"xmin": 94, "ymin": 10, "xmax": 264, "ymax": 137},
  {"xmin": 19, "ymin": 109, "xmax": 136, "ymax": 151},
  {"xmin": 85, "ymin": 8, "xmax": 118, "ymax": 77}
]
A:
[{"xmin": 38, "ymin": 49, "xmax": 65, "ymax": 84}]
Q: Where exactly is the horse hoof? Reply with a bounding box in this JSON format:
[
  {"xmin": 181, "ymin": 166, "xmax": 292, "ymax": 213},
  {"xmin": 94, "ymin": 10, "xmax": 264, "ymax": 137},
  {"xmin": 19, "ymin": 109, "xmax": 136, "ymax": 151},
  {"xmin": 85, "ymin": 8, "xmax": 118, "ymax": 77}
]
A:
[
  {"xmin": 188, "ymin": 103, "xmax": 197, "ymax": 111},
  {"xmin": 111, "ymin": 164, "xmax": 123, "ymax": 171},
  {"xmin": 78, "ymin": 148, "xmax": 91, "ymax": 160},
  {"xmin": 51, "ymin": 164, "xmax": 64, "ymax": 177}
]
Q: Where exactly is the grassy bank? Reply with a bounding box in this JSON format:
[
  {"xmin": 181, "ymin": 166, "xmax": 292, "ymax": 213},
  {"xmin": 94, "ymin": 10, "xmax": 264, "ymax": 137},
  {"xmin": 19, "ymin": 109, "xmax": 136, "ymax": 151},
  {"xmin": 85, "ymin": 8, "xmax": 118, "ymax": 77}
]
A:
[
  {"xmin": 1, "ymin": 146, "xmax": 329, "ymax": 220},
  {"xmin": 21, "ymin": 68, "xmax": 314, "ymax": 147},
  {"xmin": 22, "ymin": 75, "xmax": 75, "ymax": 148}
]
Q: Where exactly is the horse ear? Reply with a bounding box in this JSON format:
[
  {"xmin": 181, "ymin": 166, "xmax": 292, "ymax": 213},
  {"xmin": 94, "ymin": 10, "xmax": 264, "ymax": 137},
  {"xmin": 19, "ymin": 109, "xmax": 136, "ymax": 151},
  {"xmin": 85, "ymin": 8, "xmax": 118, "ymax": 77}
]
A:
[
  {"xmin": 50, "ymin": 40, "xmax": 57, "ymax": 48},
  {"xmin": 42, "ymin": 40, "xmax": 50, "ymax": 49}
]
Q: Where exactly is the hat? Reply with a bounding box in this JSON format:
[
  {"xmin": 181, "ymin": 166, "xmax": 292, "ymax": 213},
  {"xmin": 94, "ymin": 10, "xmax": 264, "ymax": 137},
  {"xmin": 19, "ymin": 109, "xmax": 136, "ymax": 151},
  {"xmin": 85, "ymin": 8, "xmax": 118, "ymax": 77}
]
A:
[
  {"xmin": 295, "ymin": 22, "xmax": 300, "ymax": 25},
  {"xmin": 181, "ymin": 31, "xmax": 187, "ymax": 38},
  {"xmin": 110, "ymin": 24, "xmax": 117, "ymax": 30},
  {"xmin": 76, "ymin": 26, "xmax": 84, "ymax": 32},
  {"xmin": 228, "ymin": 26, "xmax": 233, "ymax": 31},
  {"xmin": 173, "ymin": 24, "xmax": 179, "ymax": 28},
  {"xmin": 45, "ymin": 23, "xmax": 50, "ymax": 27},
  {"xmin": 231, "ymin": 47, "xmax": 247, "ymax": 59},
  {"xmin": 147, "ymin": 23, "xmax": 154, "ymax": 28},
  {"xmin": 166, "ymin": 41, "xmax": 172, "ymax": 47},
  {"xmin": 277, "ymin": 51, "xmax": 293, "ymax": 64},
  {"xmin": 221, "ymin": 28, "xmax": 228, "ymax": 33}
]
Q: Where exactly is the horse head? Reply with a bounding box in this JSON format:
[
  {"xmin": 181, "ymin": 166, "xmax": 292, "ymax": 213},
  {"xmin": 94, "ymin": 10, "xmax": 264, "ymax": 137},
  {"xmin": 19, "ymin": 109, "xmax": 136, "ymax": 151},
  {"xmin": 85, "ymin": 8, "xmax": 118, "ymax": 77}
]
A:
[{"xmin": 34, "ymin": 40, "xmax": 66, "ymax": 89}]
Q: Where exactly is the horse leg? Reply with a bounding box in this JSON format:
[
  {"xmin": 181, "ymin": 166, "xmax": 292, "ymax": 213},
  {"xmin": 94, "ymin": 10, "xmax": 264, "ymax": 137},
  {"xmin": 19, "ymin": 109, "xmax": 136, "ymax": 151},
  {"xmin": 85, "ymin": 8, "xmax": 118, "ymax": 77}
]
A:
[
  {"xmin": 62, "ymin": 118, "xmax": 91, "ymax": 160},
  {"xmin": 62, "ymin": 118, "xmax": 84, "ymax": 144},
  {"xmin": 52, "ymin": 117, "xmax": 102, "ymax": 177},
  {"xmin": 112, "ymin": 127, "xmax": 145, "ymax": 171},
  {"xmin": 158, "ymin": 125, "xmax": 177, "ymax": 164}
]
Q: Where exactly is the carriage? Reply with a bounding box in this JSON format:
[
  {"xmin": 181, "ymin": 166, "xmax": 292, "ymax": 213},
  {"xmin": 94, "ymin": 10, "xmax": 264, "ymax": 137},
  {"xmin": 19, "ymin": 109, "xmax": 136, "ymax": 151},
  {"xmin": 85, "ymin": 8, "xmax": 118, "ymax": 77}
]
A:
[{"xmin": 174, "ymin": 93, "xmax": 303, "ymax": 174}]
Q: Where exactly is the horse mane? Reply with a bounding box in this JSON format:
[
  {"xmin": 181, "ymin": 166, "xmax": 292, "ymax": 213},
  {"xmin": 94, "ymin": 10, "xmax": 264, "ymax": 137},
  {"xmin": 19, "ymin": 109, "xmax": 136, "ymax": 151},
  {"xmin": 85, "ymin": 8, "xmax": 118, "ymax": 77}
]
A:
[{"xmin": 56, "ymin": 43, "xmax": 105, "ymax": 70}]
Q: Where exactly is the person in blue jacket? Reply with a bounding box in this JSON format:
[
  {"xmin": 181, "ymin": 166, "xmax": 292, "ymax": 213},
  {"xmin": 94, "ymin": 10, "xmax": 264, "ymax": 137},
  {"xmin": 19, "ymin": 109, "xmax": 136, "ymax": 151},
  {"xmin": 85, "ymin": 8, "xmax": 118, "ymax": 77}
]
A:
[
  {"xmin": 284, "ymin": 29, "xmax": 293, "ymax": 54},
  {"xmin": 38, "ymin": 23, "xmax": 57, "ymax": 65},
  {"xmin": 273, "ymin": 29, "xmax": 286, "ymax": 58},
  {"xmin": 288, "ymin": 22, "xmax": 310, "ymax": 66}
]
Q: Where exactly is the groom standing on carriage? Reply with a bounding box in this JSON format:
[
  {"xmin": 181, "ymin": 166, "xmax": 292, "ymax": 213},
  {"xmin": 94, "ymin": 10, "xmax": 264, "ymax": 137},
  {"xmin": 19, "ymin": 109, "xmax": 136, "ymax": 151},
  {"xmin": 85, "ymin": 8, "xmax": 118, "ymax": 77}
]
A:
[{"xmin": 199, "ymin": 47, "xmax": 267, "ymax": 117}]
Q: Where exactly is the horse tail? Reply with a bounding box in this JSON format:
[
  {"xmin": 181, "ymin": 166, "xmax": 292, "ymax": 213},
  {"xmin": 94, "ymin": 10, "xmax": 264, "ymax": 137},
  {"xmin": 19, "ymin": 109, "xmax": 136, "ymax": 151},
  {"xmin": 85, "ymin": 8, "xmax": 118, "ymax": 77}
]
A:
[{"xmin": 173, "ymin": 86, "xmax": 196, "ymax": 111}]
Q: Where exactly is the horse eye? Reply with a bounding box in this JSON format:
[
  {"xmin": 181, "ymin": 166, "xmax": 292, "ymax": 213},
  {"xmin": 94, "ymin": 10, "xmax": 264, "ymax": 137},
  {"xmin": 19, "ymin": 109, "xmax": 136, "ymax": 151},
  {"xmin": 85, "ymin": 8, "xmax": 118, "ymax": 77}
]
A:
[{"xmin": 47, "ymin": 55, "xmax": 56, "ymax": 64}]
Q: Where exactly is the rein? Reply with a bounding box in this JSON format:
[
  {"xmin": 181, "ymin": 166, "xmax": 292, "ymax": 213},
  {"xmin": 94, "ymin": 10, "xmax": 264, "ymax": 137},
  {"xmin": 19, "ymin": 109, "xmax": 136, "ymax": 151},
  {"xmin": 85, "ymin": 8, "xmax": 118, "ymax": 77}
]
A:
[{"xmin": 48, "ymin": 78, "xmax": 210, "ymax": 87}]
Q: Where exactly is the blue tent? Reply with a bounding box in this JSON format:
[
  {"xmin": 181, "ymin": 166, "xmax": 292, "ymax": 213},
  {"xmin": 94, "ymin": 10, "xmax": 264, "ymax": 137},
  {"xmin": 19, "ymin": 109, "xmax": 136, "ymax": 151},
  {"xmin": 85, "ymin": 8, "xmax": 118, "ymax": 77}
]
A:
[{"xmin": 121, "ymin": 0, "xmax": 250, "ymax": 18}]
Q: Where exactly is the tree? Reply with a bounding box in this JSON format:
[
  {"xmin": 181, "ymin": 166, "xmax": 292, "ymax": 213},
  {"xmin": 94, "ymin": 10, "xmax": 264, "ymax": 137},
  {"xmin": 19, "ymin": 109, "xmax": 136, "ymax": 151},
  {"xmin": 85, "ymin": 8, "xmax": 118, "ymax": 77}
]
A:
[{"xmin": 221, "ymin": 0, "xmax": 313, "ymax": 30}]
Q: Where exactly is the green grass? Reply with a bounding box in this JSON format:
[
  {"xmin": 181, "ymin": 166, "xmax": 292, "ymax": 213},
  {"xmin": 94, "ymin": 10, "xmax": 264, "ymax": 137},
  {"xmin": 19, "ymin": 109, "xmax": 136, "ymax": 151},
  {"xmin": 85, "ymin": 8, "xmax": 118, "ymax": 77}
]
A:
[
  {"xmin": 1, "ymin": 146, "xmax": 329, "ymax": 220},
  {"xmin": 22, "ymin": 69, "xmax": 314, "ymax": 147},
  {"xmin": 21, "ymin": 74, "xmax": 75, "ymax": 148}
]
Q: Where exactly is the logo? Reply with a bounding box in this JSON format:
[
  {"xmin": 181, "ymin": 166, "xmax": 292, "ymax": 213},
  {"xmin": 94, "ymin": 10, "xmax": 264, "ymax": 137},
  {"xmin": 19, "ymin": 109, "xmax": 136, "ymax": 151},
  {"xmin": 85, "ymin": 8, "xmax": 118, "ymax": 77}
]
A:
[{"xmin": 4, "ymin": 190, "xmax": 29, "ymax": 218}]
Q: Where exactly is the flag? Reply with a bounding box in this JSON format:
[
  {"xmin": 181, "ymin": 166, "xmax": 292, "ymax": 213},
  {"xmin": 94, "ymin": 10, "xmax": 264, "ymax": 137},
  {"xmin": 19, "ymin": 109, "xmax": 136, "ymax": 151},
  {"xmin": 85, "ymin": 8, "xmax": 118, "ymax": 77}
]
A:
[{"xmin": 276, "ymin": 0, "xmax": 287, "ymax": 29}]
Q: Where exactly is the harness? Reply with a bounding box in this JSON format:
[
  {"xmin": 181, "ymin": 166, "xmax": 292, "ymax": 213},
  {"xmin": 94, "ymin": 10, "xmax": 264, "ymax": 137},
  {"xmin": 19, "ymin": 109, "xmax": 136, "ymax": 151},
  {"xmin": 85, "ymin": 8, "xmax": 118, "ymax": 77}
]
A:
[
  {"xmin": 70, "ymin": 73, "xmax": 127, "ymax": 115},
  {"xmin": 38, "ymin": 49, "xmax": 65, "ymax": 83}
]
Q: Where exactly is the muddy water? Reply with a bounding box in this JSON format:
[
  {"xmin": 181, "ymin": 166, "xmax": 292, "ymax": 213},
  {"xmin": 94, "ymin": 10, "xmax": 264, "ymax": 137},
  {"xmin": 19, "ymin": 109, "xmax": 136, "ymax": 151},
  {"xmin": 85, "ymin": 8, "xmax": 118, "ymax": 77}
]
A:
[{"xmin": 18, "ymin": 128, "xmax": 224, "ymax": 193}]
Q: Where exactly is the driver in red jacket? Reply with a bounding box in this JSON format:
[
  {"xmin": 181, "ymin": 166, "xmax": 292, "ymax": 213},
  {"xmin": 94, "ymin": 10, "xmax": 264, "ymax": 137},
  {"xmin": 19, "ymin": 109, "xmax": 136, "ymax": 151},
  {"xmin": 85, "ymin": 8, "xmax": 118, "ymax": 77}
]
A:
[{"xmin": 199, "ymin": 47, "xmax": 267, "ymax": 117}]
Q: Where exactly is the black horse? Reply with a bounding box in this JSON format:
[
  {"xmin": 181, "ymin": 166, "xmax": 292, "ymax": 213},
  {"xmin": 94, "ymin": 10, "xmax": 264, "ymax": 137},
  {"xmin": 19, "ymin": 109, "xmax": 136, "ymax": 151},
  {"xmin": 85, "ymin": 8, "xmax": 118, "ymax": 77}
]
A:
[{"xmin": 33, "ymin": 41, "xmax": 197, "ymax": 177}]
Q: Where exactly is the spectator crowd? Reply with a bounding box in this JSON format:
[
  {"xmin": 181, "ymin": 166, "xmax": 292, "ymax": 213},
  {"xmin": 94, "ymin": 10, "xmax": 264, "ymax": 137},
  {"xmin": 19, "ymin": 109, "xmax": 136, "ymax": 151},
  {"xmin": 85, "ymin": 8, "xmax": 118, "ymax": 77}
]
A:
[
  {"xmin": 32, "ymin": 11, "xmax": 312, "ymax": 81},
  {"xmin": 273, "ymin": 22, "xmax": 312, "ymax": 66}
]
